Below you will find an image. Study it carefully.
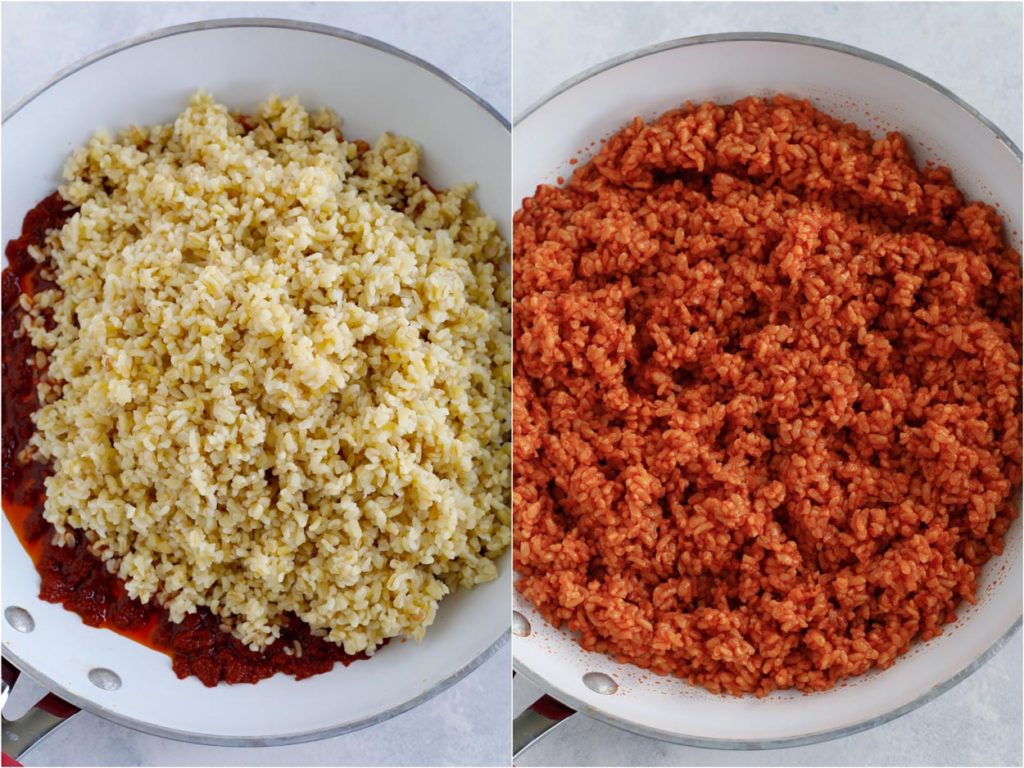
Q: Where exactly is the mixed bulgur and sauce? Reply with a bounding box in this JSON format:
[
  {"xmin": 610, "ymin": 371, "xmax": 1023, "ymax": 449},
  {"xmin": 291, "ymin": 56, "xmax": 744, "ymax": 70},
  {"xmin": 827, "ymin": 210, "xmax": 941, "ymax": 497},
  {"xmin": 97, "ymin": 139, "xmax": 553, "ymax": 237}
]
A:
[{"xmin": 513, "ymin": 95, "xmax": 1021, "ymax": 696}]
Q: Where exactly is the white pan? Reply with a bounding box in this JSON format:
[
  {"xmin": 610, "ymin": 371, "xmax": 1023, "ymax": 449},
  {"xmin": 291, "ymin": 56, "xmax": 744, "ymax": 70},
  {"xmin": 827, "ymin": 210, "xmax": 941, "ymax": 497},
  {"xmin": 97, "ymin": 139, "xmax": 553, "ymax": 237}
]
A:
[
  {"xmin": 1, "ymin": 18, "xmax": 510, "ymax": 753},
  {"xmin": 512, "ymin": 33, "xmax": 1022, "ymax": 754}
]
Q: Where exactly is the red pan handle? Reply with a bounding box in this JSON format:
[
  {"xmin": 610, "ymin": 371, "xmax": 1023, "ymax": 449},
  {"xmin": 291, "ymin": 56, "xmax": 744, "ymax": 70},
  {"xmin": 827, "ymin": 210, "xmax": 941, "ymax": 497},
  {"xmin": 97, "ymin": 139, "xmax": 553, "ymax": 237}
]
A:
[
  {"xmin": 512, "ymin": 672, "xmax": 577, "ymax": 761},
  {"xmin": 2, "ymin": 659, "xmax": 80, "ymax": 763}
]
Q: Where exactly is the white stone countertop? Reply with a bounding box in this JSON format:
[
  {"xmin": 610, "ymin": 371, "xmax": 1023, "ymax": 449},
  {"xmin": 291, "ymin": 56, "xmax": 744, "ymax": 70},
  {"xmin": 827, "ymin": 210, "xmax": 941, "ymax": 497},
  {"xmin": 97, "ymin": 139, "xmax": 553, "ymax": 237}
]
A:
[
  {"xmin": 1, "ymin": 3, "xmax": 510, "ymax": 767},
  {"xmin": 513, "ymin": 3, "xmax": 1021, "ymax": 767}
]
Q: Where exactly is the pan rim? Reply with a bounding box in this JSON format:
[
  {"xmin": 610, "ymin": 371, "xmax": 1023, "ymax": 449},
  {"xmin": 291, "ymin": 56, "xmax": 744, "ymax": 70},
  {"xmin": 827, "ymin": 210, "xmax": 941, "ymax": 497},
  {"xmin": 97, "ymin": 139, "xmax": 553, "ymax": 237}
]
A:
[
  {"xmin": 7, "ymin": 633, "xmax": 509, "ymax": 750},
  {"xmin": 512, "ymin": 618, "xmax": 1020, "ymax": 751},
  {"xmin": 2, "ymin": 16, "xmax": 509, "ymax": 130},
  {"xmin": 513, "ymin": 30, "xmax": 1020, "ymax": 162}
]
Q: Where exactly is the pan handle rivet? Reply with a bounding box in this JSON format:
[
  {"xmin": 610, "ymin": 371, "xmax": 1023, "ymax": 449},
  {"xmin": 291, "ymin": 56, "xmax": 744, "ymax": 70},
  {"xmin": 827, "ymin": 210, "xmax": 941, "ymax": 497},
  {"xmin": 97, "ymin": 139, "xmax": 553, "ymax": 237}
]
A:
[
  {"xmin": 512, "ymin": 611, "xmax": 531, "ymax": 637},
  {"xmin": 88, "ymin": 668, "xmax": 122, "ymax": 691},
  {"xmin": 583, "ymin": 672, "xmax": 618, "ymax": 694},
  {"xmin": 4, "ymin": 606, "xmax": 34, "ymax": 633}
]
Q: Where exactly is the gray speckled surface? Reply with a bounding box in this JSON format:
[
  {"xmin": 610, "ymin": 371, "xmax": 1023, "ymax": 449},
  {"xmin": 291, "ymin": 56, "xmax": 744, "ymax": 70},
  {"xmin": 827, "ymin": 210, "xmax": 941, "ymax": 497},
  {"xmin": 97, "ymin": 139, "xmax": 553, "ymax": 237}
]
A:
[
  {"xmin": 1, "ymin": 2, "xmax": 509, "ymax": 766},
  {"xmin": 512, "ymin": 3, "xmax": 1022, "ymax": 767}
]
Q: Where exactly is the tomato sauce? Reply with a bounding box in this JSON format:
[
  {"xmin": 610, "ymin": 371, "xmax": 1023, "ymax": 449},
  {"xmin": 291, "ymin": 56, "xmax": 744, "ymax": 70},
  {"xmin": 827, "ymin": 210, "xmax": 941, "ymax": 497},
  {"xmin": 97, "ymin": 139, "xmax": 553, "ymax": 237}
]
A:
[{"xmin": 2, "ymin": 194, "xmax": 375, "ymax": 686}]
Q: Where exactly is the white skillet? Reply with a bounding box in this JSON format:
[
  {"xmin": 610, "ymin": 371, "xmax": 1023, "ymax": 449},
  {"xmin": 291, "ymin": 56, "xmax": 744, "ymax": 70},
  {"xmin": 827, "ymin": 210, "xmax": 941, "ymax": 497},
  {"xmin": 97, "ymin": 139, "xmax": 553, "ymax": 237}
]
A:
[
  {"xmin": 1, "ymin": 18, "xmax": 511, "ymax": 750},
  {"xmin": 512, "ymin": 33, "xmax": 1022, "ymax": 753}
]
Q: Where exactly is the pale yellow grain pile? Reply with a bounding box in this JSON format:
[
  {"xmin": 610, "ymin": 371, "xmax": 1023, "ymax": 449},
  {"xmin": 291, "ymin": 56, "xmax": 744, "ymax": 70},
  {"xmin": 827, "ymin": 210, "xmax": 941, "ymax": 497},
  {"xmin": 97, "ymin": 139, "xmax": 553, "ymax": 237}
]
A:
[{"xmin": 28, "ymin": 91, "xmax": 510, "ymax": 653}]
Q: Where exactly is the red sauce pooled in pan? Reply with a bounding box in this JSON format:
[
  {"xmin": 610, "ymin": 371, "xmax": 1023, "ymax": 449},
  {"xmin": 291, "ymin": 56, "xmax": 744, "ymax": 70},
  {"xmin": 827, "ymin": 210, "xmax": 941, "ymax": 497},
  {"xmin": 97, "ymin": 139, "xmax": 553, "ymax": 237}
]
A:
[{"xmin": 2, "ymin": 193, "xmax": 376, "ymax": 686}]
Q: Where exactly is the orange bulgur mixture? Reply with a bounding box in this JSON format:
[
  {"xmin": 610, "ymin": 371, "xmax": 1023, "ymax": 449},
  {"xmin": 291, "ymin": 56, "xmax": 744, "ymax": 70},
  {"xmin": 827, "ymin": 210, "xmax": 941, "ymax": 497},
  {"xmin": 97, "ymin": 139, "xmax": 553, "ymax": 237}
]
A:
[{"xmin": 513, "ymin": 95, "xmax": 1022, "ymax": 696}]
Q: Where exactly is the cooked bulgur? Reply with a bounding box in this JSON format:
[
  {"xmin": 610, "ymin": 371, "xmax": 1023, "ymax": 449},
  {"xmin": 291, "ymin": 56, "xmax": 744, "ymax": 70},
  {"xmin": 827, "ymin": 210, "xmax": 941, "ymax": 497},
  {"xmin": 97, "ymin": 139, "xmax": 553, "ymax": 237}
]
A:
[
  {"xmin": 26, "ymin": 91, "xmax": 511, "ymax": 654},
  {"xmin": 513, "ymin": 95, "xmax": 1021, "ymax": 695}
]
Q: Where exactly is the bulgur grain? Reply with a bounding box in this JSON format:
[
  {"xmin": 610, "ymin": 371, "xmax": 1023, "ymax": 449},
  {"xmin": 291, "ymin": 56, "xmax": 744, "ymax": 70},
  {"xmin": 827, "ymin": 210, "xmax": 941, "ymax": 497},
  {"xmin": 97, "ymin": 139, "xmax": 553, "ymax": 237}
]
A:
[{"xmin": 30, "ymin": 91, "xmax": 511, "ymax": 654}]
